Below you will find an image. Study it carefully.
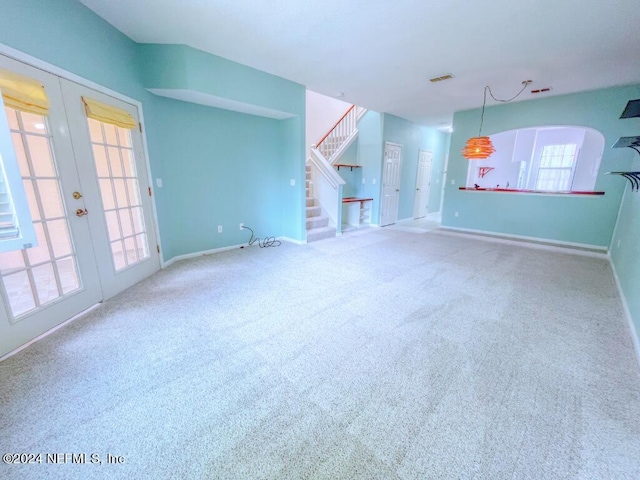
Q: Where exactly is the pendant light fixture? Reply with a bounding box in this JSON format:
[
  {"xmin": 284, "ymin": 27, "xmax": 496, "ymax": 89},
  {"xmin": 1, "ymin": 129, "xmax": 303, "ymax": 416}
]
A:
[{"xmin": 462, "ymin": 80, "xmax": 532, "ymax": 160}]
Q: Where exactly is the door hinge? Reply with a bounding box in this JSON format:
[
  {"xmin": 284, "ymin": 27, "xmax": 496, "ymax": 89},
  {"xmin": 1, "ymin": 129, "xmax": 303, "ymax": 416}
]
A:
[
  {"xmin": 139, "ymin": 122, "xmax": 142, "ymax": 133},
  {"xmin": 156, "ymin": 245, "xmax": 160, "ymax": 253},
  {"xmin": 148, "ymin": 187, "xmax": 152, "ymax": 197}
]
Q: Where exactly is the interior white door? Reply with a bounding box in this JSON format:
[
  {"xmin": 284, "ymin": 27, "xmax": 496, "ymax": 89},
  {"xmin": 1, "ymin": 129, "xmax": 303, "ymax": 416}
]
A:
[
  {"xmin": 60, "ymin": 80, "xmax": 160, "ymax": 300},
  {"xmin": 0, "ymin": 55, "xmax": 102, "ymax": 356},
  {"xmin": 413, "ymin": 150, "xmax": 433, "ymax": 219},
  {"xmin": 381, "ymin": 142, "xmax": 402, "ymax": 227}
]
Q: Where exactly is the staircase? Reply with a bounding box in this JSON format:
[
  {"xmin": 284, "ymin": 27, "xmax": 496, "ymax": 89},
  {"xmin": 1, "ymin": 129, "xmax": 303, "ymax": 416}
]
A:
[
  {"xmin": 305, "ymin": 104, "xmax": 367, "ymax": 243},
  {"xmin": 305, "ymin": 164, "xmax": 336, "ymax": 242}
]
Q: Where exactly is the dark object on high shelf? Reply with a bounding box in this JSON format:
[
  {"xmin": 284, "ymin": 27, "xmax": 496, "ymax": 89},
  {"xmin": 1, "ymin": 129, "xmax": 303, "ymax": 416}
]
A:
[
  {"xmin": 620, "ymin": 99, "xmax": 640, "ymax": 119},
  {"xmin": 607, "ymin": 99, "xmax": 640, "ymax": 192}
]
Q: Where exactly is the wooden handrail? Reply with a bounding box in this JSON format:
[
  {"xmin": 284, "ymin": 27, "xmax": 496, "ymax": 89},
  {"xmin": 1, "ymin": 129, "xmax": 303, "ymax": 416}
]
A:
[{"xmin": 316, "ymin": 105, "xmax": 356, "ymax": 147}]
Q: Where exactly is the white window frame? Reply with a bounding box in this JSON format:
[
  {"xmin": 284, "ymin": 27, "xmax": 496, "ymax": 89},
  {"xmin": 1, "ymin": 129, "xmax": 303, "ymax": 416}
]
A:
[
  {"xmin": 534, "ymin": 143, "xmax": 578, "ymax": 191},
  {"xmin": 0, "ymin": 93, "xmax": 36, "ymax": 252}
]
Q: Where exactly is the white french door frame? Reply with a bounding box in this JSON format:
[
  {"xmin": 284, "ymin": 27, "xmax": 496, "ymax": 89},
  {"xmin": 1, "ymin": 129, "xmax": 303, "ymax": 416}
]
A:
[{"xmin": 0, "ymin": 43, "xmax": 164, "ymax": 265}]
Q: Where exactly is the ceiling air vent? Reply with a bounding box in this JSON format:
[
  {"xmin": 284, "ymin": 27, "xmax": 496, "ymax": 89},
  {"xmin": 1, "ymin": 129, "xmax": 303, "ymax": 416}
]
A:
[{"xmin": 429, "ymin": 74, "xmax": 454, "ymax": 83}]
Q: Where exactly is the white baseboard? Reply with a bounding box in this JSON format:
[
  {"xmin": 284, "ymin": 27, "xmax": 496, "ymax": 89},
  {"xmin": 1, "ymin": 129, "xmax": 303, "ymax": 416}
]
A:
[
  {"xmin": 162, "ymin": 236, "xmax": 306, "ymax": 267},
  {"xmin": 279, "ymin": 236, "xmax": 306, "ymax": 245},
  {"xmin": 0, "ymin": 304, "xmax": 102, "ymax": 362},
  {"xmin": 609, "ymin": 256, "xmax": 640, "ymax": 370},
  {"xmin": 162, "ymin": 242, "xmax": 250, "ymax": 268},
  {"xmin": 437, "ymin": 226, "xmax": 608, "ymax": 258}
]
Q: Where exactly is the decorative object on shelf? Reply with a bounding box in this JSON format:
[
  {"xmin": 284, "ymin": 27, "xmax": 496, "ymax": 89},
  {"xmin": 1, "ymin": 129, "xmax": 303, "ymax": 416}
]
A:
[
  {"xmin": 462, "ymin": 80, "xmax": 532, "ymax": 160},
  {"xmin": 478, "ymin": 166, "xmax": 494, "ymax": 178},
  {"xmin": 605, "ymin": 172, "xmax": 640, "ymax": 192}
]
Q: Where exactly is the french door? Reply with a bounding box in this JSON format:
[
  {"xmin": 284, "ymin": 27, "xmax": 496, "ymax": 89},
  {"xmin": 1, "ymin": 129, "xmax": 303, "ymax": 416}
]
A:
[{"xmin": 0, "ymin": 54, "xmax": 159, "ymax": 356}]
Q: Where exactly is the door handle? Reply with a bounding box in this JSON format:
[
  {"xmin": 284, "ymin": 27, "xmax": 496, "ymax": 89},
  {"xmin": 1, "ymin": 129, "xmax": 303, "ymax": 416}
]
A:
[
  {"xmin": 76, "ymin": 208, "xmax": 88, "ymax": 217},
  {"xmin": 416, "ymin": 188, "xmax": 420, "ymax": 190},
  {"xmin": 72, "ymin": 191, "xmax": 83, "ymax": 199},
  {"xmin": 396, "ymin": 189, "xmax": 399, "ymax": 192}
]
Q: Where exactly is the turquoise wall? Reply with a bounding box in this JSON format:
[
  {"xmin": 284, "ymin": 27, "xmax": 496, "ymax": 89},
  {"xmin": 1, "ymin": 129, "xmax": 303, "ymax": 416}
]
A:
[
  {"xmin": 443, "ymin": 84, "xmax": 640, "ymax": 247},
  {"xmin": 337, "ymin": 141, "xmax": 361, "ymax": 198},
  {"xmin": 0, "ymin": 0, "xmax": 306, "ymax": 261},
  {"xmin": 382, "ymin": 114, "xmax": 448, "ymax": 220},
  {"xmin": 357, "ymin": 111, "xmax": 384, "ymax": 224},
  {"xmin": 610, "ymin": 151, "xmax": 640, "ymax": 341}
]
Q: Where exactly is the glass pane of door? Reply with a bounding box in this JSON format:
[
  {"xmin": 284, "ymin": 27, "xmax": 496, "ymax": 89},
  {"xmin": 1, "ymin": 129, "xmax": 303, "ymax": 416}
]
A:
[
  {"xmin": 86, "ymin": 118, "xmax": 149, "ymax": 272},
  {"xmin": 0, "ymin": 108, "xmax": 80, "ymax": 319}
]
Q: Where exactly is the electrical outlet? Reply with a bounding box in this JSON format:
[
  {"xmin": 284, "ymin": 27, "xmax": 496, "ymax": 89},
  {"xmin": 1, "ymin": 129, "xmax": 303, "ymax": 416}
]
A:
[
  {"xmin": 451, "ymin": 179, "xmax": 456, "ymax": 185},
  {"xmin": 455, "ymin": 211, "xmax": 459, "ymax": 217},
  {"xmin": 362, "ymin": 178, "xmax": 366, "ymax": 184},
  {"xmin": 156, "ymin": 178, "xmax": 163, "ymax": 187},
  {"xmin": 372, "ymin": 178, "xmax": 376, "ymax": 184},
  {"xmin": 290, "ymin": 179, "xmax": 295, "ymax": 186},
  {"xmin": 617, "ymin": 239, "xmax": 621, "ymax": 248},
  {"xmin": 217, "ymin": 225, "xmax": 223, "ymax": 233},
  {"xmin": 239, "ymin": 223, "xmax": 244, "ymax": 230}
]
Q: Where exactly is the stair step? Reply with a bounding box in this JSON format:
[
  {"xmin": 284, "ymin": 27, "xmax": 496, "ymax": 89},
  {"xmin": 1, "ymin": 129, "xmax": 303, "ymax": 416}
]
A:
[
  {"xmin": 306, "ymin": 165, "xmax": 311, "ymax": 172},
  {"xmin": 307, "ymin": 226, "xmax": 336, "ymax": 242},
  {"xmin": 306, "ymin": 197, "xmax": 315, "ymax": 207},
  {"xmin": 306, "ymin": 172, "xmax": 311, "ymax": 180},
  {"xmin": 306, "ymin": 215, "xmax": 329, "ymax": 230},
  {"xmin": 306, "ymin": 205, "xmax": 321, "ymax": 218}
]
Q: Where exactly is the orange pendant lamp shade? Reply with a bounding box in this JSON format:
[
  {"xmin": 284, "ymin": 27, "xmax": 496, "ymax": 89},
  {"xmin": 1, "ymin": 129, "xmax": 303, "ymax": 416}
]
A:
[{"xmin": 462, "ymin": 136, "xmax": 495, "ymax": 160}]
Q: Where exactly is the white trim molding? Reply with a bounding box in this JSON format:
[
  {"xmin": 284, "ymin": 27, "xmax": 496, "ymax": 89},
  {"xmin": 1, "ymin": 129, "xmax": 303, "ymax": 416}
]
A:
[
  {"xmin": 609, "ymin": 256, "xmax": 640, "ymax": 370},
  {"xmin": 437, "ymin": 226, "xmax": 608, "ymax": 258}
]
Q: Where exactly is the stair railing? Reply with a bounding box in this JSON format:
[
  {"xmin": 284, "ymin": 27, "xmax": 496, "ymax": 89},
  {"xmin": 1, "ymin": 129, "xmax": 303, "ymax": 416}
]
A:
[
  {"xmin": 314, "ymin": 105, "xmax": 357, "ymax": 163},
  {"xmin": 308, "ymin": 149, "xmax": 345, "ymax": 231}
]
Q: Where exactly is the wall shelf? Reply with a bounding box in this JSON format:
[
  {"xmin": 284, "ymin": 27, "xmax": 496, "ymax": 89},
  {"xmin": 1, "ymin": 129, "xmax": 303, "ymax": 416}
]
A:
[
  {"xmin": 605, "ymin": 172, "xmax": 640, "ymax": 192},
  {"xmin": 334, "ymin": 164, "xmax": 361, "ymax": 171},
  {"xmin": 610, "ymin": 99, "xmax": 640, "ymax": 192}
]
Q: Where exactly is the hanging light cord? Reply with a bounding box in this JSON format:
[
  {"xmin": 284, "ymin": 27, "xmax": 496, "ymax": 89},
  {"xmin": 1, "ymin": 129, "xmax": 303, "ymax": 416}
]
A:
[{"xmin": 478, "ymin": 81, "xmax": 531, "ymax": 136}]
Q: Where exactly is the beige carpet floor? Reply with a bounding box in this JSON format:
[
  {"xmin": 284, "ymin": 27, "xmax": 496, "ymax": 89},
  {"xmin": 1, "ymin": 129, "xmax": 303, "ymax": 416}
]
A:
[{"xmin": 1, "ymin": 228, "xmax": 639, "ymax": 479}]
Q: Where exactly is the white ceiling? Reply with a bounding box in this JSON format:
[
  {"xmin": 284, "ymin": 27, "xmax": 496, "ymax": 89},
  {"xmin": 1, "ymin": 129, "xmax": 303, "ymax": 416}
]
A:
[{"xmin": 79, "ymin": 0, "xmax": 640, "ymax": 127}]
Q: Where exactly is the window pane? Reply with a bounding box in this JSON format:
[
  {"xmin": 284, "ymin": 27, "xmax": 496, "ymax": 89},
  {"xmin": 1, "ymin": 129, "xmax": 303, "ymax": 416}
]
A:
[
  {"xmin": 5, "ymin": 107, "xmax": 19, "ymax": 130},
  {"xmin": 57, "ymin": 257, "xmax": 79, "ymax": 294},
  {"xmin": 108, "ymin": 147, "xmax": 123, "ymax": 177},
  {"xmin": 111, "ymin": 241, "xmax": 126, "ymax": 270},
  {"xmin": 12, "ymin": 133, "xmax": 30, "ymax": 177},
  {"xmin": 23, "ymin": 180, "xmax": 40, "ymax": 221},
  {"xmin": 0, "ymin": 249, "xmax": 25, "ymax": 274},
  {"xmin": 26, "ymin": 223, "xmax": 51, "ymax": 265},
  {"xmin": 119, "ymin": 209, "xmax": 133, "ymax": 238},
  {"xmin": 122, "ymin": 149, "xmax": 136, "ymax": 177},
  {"xmin": 93, "ymin": 145, "xmax": 109, "ymax": 177},
  {"xmin": 117, "ymin": 127, "xmax": 132, "ymax": 148},
  {"xmin": 21, "ymin": 112, "xmax": 48, "ymax": 135},
  {"xmin": 87, "ymin": 118, "xmax": 103, "ymax": 143},
  {"xmin": 48, "ymin": 219, "xmax": 73, "ymax": 258},
  {"xmin": 113, "ymin": 179, "xmax": 128, "ymax": 208},
  {"xmin": 32, "ymin": 262, "xmax": 59, "ymax": 305},
  {"xmin": 127, "ymin": 179, "xmax": 141, "ymax": 206},
  {"xmin": 3, "ymin": 270, "xmax": 36, "ymax": 317},
  {"xmin": 37, "ymin": 180, "xmax": 64, "ymax": 219},
  {"xmin": 124, "ymin": 236, "xmax": 137, "ymax": 264},
  {"xmin": 27, "ymin": 135, "xmax": 55, "ymax": 177},
  {"xmin": 99, "ymin": 179, "xmax": 116, "ymax": 210},
  {"xmin": 135, "ymin": 234, "xmax": 149, "ymax": 260},
  {"xmin": 103, "ymin": 123, "xmax": 117, "ymax": 146},
  {"xmin": 131, "ymin": 206, "xmax": 145, "ymax": 234},
  {"xmin": 105, "ymin": 210, "xmax": 121, "ymax": 241}
]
